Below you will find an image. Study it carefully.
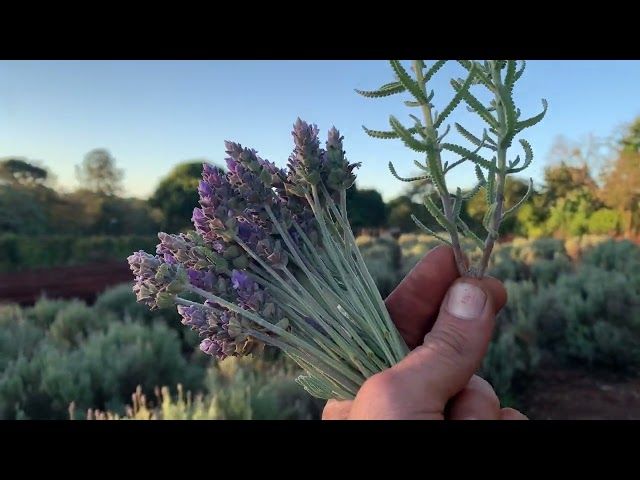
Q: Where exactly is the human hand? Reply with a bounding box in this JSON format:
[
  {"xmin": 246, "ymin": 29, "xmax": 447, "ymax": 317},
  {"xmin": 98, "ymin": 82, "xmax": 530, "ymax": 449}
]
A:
[{"xmin": 322, "ymin": 245, "xmax": 528, "ymax": 420}]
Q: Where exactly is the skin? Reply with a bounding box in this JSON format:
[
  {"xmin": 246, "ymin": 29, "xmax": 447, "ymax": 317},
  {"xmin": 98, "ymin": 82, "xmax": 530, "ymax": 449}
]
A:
[{"xmin": 322, "ymin": 245, "xmax": 528, "ymax": 420}]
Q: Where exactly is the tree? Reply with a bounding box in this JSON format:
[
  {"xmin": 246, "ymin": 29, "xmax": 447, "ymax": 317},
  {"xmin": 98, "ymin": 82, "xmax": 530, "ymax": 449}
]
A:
[
  {"xmin": 0, "ymin": 158, "xmax": 49, "ymax": 187},
  {"xmin": 75, "ymin": 149, "xmax": 124, "ymax": 196},
  {"xmin": 149, "ymin": 161, "xmax": 212, "ymax": 233},
  {"xmin": 620, "ymin": 116, "xmax": 640, "ymax": 153},
  {"xmin": 345, "ymin": 184, "xmax": 387, "ymax": 232},
  {"xmin": 598, "ymin": 117, "xmax": 640, "ymax": 236},
  {"xmin": 599, "ymin": 151, "xmax": 640, "ymax": 236}
]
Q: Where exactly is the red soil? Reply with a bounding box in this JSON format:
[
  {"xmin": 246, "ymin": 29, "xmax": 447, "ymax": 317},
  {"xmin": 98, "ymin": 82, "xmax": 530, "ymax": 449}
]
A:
[{"xmin": 0, "ymin": 261, "xmax": 133, "ymax": 306}]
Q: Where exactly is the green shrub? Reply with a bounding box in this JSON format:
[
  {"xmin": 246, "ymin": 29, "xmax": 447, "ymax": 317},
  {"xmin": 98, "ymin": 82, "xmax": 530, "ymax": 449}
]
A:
[
  {"xmin": 479, "ymin": 281, "xmax": 540, "ymax": 400},
  {"xmin": 25, "ymin": 297, "xmax": 85, "ymax": 330},
  {"xmin": 0, "ymin": 343, "xmax": 90, "ymax": 420},
  {"xmin": 0, "ymin": 304, "xmax": 45, "ymax": 373},
  {"xmin": 48, "ymin": 302, "xmax": 118, "ymax": 349},
  {"xmin": 535, "ymin": 266, "xmax": 640, "ymax": 369},
  {"xmin": 581, "ymin": 239, "xmax": 640, "ymax": 283},
  {"xmin": 72, "ymin": 321, "xmax": 205, "ymax": 414},
  {"xmin": 0, "ymin": 234, "xmax": 158, "ymax": 272},
  {"xmin": 94, "ymin": 282, "xmax": 203, "ymax": 355}
]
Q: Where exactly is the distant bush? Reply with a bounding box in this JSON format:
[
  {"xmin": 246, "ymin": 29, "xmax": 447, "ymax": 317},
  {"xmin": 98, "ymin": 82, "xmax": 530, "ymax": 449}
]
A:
[
  {"xmin": 535, "ymin": 266, "xmax": 640, "ymax": 369},
  {"xmin": 48, "ymin": 302, "xmax": 117, "ymax": 349},
  {"xmin": 93, "ymin": 283, "xmax": 202, "ymax": 354},
  {"xmin": 588, "ymin": 208, "xmax": 622, "ymax": 235}
]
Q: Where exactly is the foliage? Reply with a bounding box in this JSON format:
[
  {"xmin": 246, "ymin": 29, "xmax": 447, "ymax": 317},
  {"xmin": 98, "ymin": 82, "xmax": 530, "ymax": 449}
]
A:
[
  {"xmin": 345, "ymin": 183, "xmax": 388, "ymax": 230},
  {"xmin": 149, "ymin": 161, "xmax": 215, "ymax": 233}
]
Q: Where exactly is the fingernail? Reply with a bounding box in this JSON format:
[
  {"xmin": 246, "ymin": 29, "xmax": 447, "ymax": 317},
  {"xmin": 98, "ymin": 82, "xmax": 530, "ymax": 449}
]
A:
[{"xmin": 446, "ymin": 282, "xmax": 487, "ymax": 320}]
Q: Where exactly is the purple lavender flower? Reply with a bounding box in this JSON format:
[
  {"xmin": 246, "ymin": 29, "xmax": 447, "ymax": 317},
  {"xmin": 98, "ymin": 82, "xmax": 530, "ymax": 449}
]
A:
[
  {"xmin": 127, "ymin": 251, "xmax": 185, "ymax": 310},
  {"xmin": 321, "ymin": 126, "xmax": 361, "ymax": 193},
  {"xmin": 187, "ymin": 268, "xmax": 217, "ymax": 290}
]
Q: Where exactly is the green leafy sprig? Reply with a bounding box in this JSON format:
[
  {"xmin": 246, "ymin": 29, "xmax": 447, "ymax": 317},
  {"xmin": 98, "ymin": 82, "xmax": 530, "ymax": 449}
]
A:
[{"xmin": 356, "ymin": 60, "xmax": 548, "ymax": 278}]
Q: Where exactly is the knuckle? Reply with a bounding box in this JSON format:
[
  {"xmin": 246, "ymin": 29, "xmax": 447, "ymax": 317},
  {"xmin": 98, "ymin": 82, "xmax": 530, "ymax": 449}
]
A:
[
  {"xmin": 358, "ymin": 370, "xmax": 401, "ymax": 404},
  {"xmin": 423, "ymin": 325, "xmax": 468, "ymax": 363}
]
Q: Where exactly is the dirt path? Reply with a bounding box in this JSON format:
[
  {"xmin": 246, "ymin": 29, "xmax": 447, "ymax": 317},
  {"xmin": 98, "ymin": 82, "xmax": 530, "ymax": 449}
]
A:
[{"xmin": 520, "ymin": 366, "xmax": 640, "ymax": 420}]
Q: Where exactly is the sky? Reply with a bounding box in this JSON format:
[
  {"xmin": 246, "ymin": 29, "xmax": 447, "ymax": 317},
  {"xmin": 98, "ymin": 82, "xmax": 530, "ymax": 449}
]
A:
[{"xmin": 0, "ymin": 60, "xmax": 638, "ymax": 201}]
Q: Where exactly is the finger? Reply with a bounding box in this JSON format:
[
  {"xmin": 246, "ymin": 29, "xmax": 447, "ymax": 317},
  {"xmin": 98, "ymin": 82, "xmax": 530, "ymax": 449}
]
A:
[
  {"xmin": 385, "ymin": 246, "xmax": 507, "ymax": 350},
  {"xmin": 322, "ymin": 399, "xmax": 354, "ymax": 420},
  {"xmin": 385, "ymin": 245, "xmax": 459, "ymax": 349},
  {"xmin": 386, "ymin": 277, "xmax": 506, "ymax": 413},
  {"xmin": 446, "ymin": 375, "xmax": 501, "ymax": 420},
  {"xmin": 501, "ymin": 407, "xmax": 529, "ymax": 420}
]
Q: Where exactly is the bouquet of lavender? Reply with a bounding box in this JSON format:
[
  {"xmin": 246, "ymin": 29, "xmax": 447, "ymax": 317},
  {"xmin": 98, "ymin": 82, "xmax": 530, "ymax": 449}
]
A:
[{"xmin": 128, "ymin": 60, "xmax": 546, "ymax": 401}]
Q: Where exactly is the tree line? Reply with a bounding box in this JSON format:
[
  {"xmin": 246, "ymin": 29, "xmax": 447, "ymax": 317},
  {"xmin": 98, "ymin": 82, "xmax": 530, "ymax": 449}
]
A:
[{"xmin": 2, "ymin": 116, "xmax": 639, "ymax": 240}]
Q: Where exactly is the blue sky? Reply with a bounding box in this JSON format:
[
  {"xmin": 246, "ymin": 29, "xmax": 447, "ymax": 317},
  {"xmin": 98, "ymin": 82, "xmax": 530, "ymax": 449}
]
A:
[{"xmin": 0, "ymin": 60, "xmax": 638, "ymax": 201}]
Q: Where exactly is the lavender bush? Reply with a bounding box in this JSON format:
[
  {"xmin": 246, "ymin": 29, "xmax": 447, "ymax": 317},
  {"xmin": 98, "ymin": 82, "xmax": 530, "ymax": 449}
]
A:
[{"xmin": 129, "ymin": 60, "xmax": 546, "ymax": 400}]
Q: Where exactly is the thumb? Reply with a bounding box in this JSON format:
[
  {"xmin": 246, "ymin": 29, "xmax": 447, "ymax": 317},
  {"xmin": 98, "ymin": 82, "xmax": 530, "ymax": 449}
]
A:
[{"xmin": 388, "ymin": 278, "xmax": 505, "ymax": 413}]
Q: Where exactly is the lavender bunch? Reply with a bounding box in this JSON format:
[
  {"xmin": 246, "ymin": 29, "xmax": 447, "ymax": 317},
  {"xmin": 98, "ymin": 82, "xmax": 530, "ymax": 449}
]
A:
[
  {"xmin": 357, "ymin": 60, "xmax": 548, "ymax": 278},
  {"xmin": 128, "ymin": 119, "xmax": 409, "ymax": 400}
]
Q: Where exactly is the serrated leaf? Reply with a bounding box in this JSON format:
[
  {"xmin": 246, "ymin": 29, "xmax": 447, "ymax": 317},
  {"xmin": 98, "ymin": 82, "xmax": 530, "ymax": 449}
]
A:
[
  {"xmin": 455, "ymin": 123, "xmax": 496, "ymax": 151},
  {"xmin": 424, "ymin": 194, "xmax": 456, "ymax": 232},
  {"xmin": 424, "ymin": 60, "xmax": 447, "ymax": 83},
  {"xmin": 504, "ymin": 60, "xmax": 517, "ymax": 90},
  {"xmin": 483, "ymin": 202, "xmax": 499, "ymax": 237},
  {"xmin": 453, "ymin": 187, "xmax": 463, "ymax": 218},
  {"xmin": 388, "ymin": 162, "xmax": 431, "ymax": 183},
  {"xmin": 502, "ymin": 177, "xmax": 534, "ymax": 220},
  {"xmin": 437, "ymin": 124, "xmax": 451, "ymax": 143},
  {"xmin": 404, "ymin": 100, "xmax": 422, "ymax": 107},
  {"xmin": 389, "ymin": 115, "xmax": 429, "ymax": 152},
  {"xmin": 514, "ymin": 60, "xmax": 526, "ymax": 82},
  {"xmin": 361, "ymin": 126, "xmax": 399, "ymax": 139},
  {"xmin": 516, "ymin": 99, "xmax": 548, "ymax": 131},
  {"xmin": 411, "ymin": 215, "xmax": 452, "ymax": 246},
  {"xmin": 390, "ymin": 60, "xmax": 427, "ymax": 103},
  {"xmin": 440, "ymin": 143, "xmax": 493, "ymax": 170},
  {"xmin": 457, "ymin": 88, "xmax": 498, "ymax": 129},
  {"xmin": 508, "ymin": 139, "xmax": 534, "ymax": 173},
  {"xmin": 463, "ymin": 178, "xmax": 486, "ymax": 200},
  {"xmin": 457, "ymin": 60, "xmax": 493, "ymax": 89},
  {"xmin": 475, "ymin": 164, "xmax": 486, "ymax": 183},
  {"xmin": 486, "ymin": 166, "xmax": 496, "ymax": 204},
  {"xmin": 413, "ymin": 159, "xmax": 430, "ymax": 172},
  {"xmin": 498, "ymin": 84, "xmax": 517, "ymax": 146},
  {"xmin": 456, "ymin": 216, "xmax": 485, "ymax": 250},
  {"xmin": 444, "ymin": 158, "xmax": 466, "ymax": 173},
  {"xmin": 435, "ymin": 65, "xmax": 476, "ymax": 129},
  {"xmin": 425, "ymin": 144, "xmax": 447, "ymax": 193},
  {"xmin": 354, "ymin": 81, "xmax": 406, "ymax": 98}
]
